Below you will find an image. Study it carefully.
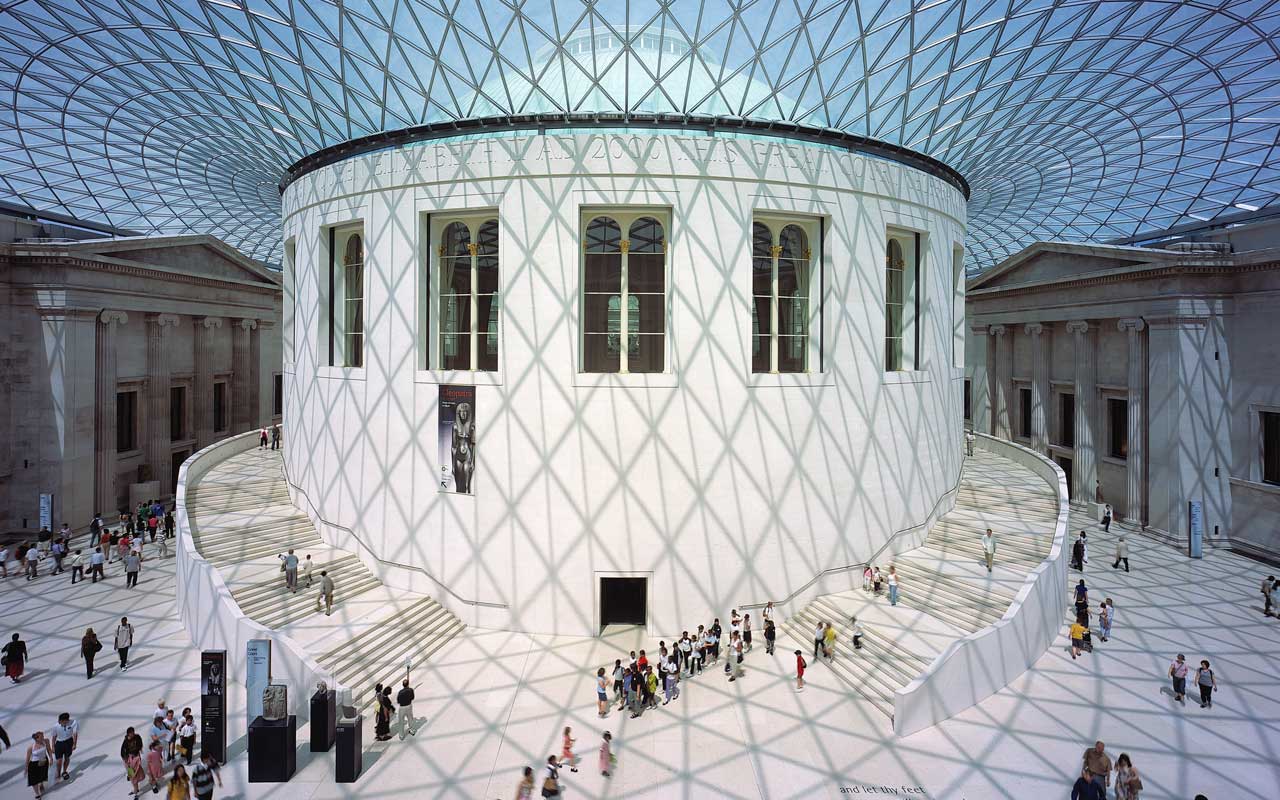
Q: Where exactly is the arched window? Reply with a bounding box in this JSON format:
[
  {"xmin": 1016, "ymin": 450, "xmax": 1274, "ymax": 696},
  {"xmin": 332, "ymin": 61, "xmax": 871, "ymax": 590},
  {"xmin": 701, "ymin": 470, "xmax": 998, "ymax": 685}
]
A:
[
  {"xmin": 582, "ymin": 213, "xmax": 666, "ymax": 374},
  {"xmin": 751, "ymin": 217, "xmax": 817, "ymax": 373},
  {"xmin": 885, "ymin": 231, "xmax": 920, "ymax": 371},
  {"xmin": 328, "ymin": 223, "xmax": 364, "ymax": 368},
  {"xmin": 437, "ymin": 217, "xmax": 499, "ymax": 371}
]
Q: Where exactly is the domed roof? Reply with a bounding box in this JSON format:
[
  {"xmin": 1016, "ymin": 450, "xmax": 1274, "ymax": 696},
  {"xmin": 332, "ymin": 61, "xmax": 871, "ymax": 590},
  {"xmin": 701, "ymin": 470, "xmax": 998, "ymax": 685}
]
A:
[{"xmin": 0, "ymin": 1, "xmax": 1276, "ymax": 271}]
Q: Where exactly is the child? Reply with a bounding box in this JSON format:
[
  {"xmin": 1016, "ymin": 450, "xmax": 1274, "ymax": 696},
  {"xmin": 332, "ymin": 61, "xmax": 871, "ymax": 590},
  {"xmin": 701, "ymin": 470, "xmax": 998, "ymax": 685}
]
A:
[
  {"xmin": 823, "ymin": 623, "xmax": 837, "ymax": 661},
  {"xmin": 561, "ymin": 726, "xmax": 578, "ymax": 773},
  {"xmin": 872, "ymin": 566, "xmax": 883, "ymax": 594},
  {"xmin": 125, "ymin": 749, "xmax": 144, "ymax": 797},
  {"xmin": 795, "ymin": 650, "xmax": 807, "ymax": 691},
  {"xmin": 764, "ymin": 619, "xmax": 776, "ymax": 655},
  {"xmin": 863, "ymin": 565, "xmax": 873, "ymax": 591},
  {"xmin": 145, "ymin": 742, "xmax": 165, "ymax": 793},
  {"xmin": 178, "ymin": 715, "xmax": 196, "ymax": 764},
  {"xmin": 645, "ymin": 666, "xmax": 659, "ymax": 709},
  {"xmin": 595, "ymin": 667, "xmax": 609, "ymax": 718},
  {"xmin": 598, "ymin": 731, "xmax": 614, "ymax": 778}
]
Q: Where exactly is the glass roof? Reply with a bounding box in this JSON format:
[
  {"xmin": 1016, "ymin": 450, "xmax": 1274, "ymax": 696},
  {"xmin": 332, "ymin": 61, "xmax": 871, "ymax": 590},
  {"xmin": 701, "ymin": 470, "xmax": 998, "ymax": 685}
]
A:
[{"xmin": 1, "ymin": 0, "xmax": 1277, "ymax": 272}]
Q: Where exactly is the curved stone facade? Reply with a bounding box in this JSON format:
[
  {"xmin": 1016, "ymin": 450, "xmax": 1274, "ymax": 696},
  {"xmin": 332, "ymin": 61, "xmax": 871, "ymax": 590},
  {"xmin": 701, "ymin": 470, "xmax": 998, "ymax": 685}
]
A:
[{"xmin": 281, "ymin": 130, "xmax": 967, "ymax": 636}]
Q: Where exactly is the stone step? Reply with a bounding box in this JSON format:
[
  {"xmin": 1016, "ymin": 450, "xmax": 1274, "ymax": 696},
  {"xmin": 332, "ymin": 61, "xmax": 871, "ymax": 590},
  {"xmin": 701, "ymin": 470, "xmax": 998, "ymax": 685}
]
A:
[
  {"xmin": 888, "ymin": 561, "xmax": 1017, "ymax": 605},
  {"xmin": 230, "ymin": 555, "xmax": 363, "ymax": 604},
  {"xmin": 922, "ymin": 537, "xmax": 1046, "ymax": 564},
  {"xmin": 191, "ymin": 516, "xmax": 314, "ymax": 541},
  {"xmin": 247, "ymin": 572, "xmax": 385, "ymax": 629},
  {"xmin": 199, "ymin": 534, "xmax": 326, "ymax": 567},
  {"xmin": 809, "ymin": 597, "xmax": 934, "ymax": 670},
  {"xmin": 317, "ymin": 598, "xmax": 449, "ymax": 674},
  {"xmin": 787, "ymin": 609, "xmax": 915, "ymax": 697},
  {"xmin": 778, "ymin": 621, "xmax": 895, "ymax": 718}
]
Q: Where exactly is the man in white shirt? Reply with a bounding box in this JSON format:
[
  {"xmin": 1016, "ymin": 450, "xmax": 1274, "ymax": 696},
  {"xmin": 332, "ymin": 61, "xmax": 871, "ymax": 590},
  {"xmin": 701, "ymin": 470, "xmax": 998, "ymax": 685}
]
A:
[
  {"xmin": 50, "ymin": 712, "xmax": 79, "ymax": 780},
  {"xmin": 302, "ymin": 554, "xmax": 314, "ymax": 588},
  {"xmin": 982, "ymin": 528, "xmax": 997, "ymax": 572},
  {"xmin": 68, "ymin": 550, "xmax": 84, "ymax": 584},
  {"xmin": 89, "ymin": 547, "xmax": 106, "ymax": 583}
]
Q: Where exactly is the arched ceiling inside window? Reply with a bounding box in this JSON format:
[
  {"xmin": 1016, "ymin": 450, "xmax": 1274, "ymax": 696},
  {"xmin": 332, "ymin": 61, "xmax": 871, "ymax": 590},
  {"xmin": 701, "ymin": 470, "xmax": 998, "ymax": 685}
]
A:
[{"xmin": 1, "ymin": 1, "xmax": 1277, "ymax": 272}]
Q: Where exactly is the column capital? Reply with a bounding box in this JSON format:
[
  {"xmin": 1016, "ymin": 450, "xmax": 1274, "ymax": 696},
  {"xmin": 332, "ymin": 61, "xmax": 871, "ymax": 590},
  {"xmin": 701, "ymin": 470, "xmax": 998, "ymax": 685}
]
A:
[
  {"xmin": 1065, "ymin": 320, "xmax": 1090, "ymax": 335},
  {"xmin": 1117, "ymin": 317, "xmax": 1146, "ymax": 333},
  {"xmin": 99, "ymin": 309, "xmax": 128, "ymax": 326},
  {"xmin": 1024, "ymin": 323, "xmax": 1044, "ymax": 336},
  {"xmin": 968, "ymin": 323, "xmax": 991, "ymax": 336},
  {"xmin": 199, "ymin": 316, "xmax": 223, "ymax": 329},
  {"xmin": 988, "ymin": 324, "xmax": 1008, "ymax": 336},
  {"xmin": 238, "ymin": 318, "xmax": 258, "ymax": 331},
  {"xmin": 148, "ymin": 313, "xmax": 181, "ymax": 328}
]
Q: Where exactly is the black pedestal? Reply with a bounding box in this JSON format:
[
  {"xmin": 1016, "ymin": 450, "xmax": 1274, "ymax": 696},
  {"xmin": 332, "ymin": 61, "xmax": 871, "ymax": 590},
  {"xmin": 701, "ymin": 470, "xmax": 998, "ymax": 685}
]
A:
[
  {"xmin": 310, "ymin": 690, "xmax": 336, "ymax": 752},
  {"xmin": 248, "ymin": 716, "xmax": 297, "ymax": 783},
  {"xmin": 335, "ymin": 716, "xmax": 363, "ymax": 783}
]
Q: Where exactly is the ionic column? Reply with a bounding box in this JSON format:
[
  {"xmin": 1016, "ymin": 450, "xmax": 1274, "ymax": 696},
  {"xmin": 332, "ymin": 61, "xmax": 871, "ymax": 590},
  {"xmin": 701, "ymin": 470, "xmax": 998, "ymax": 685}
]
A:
[
  {"xmin": 233, "ymin": 318, "xmax": 257, "ymax": 433},
  {"xmin": 989, "ymin": 324, "xmax": 1011, "ymax": 439},
  {"xmin": 1026, "ymin": 323, "xmax": 1049, "ymax": 455},
  {"xmin": 1066, "ymin": 320, "xmax": 1097, "ymax": 503},
  {"xmin": 194, "ymin": 317, "xmax": 222, "ymax": 448},
  {"xmin": 94, "ymin": 310, "xmax": 128, "ymax": 515},
  {"xmin": 146, "ymin": 314, "xmax": 181, "ymax": 495},
  {"xmin": 1119, "ymin": 318, "xmax": 1147, "ymax": 525}
]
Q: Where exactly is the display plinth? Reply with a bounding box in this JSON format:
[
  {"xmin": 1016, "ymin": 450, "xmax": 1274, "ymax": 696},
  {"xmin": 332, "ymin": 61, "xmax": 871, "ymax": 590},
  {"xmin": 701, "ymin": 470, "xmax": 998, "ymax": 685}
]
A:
[
  {"xmin": 335, "ymin": 715, "xmax": 363, "ymax": 783},
  {"xmin": 310, "ymin": 690, "xmax": 336, "ymax": 751},
  {"xmin": 248, "ymin": 715, "xmax": 296, "ymax": 782}
]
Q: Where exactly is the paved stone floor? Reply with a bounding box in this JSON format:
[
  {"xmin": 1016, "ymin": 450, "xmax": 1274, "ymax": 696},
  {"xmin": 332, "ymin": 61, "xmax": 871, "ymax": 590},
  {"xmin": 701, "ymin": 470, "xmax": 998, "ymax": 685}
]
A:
[{"xmin": 2, "ymin": 507, "xmax": 1278, "ymax": 798}]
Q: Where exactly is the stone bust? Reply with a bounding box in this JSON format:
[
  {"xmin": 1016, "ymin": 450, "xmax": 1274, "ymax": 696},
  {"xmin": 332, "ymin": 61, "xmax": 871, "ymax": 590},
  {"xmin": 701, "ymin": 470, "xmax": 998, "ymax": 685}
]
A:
[{"xmin": 262, "ymin": 683, "xmax": 288, "ymax": 721}]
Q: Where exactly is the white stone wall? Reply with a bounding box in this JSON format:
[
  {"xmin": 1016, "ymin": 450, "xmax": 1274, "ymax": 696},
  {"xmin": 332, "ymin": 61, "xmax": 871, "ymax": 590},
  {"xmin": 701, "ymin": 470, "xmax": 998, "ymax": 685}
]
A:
[{"xmin": 282, "ymin": 132, "xmax": 967, "ymax": 636}]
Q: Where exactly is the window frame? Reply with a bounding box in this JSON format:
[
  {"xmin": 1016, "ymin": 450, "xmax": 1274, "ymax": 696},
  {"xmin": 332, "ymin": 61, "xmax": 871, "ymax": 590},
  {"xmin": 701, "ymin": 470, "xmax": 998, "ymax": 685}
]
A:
[
  {"xmin": 885, "ymin": 227, "xmax": 925, "ymax": 372},
  {"xmin": 116, "ymin": 389, "xmax": 139, "ymax": 453},
  {"xmin": 272, "ymin": 373, "xmax": 284, "ymax": 418},
  {"xmin": 1105, "ymin": 394, "xmax": 1129, "ymax": 461},
  {"xmin": 578, "ymin": 208, "xmax": 671, "ymax": 375},
  {"xmin": 1015, "ymin": 382, "xmax": 1032, "ymax": 442},
  {"xmin": 212, "ymin": 379, "xmax": 229, "ymax": 434},
  {"xmin": 1261, "ymin": 410, "xmax": 1280, "ymax": 486},
  {"xmin": 428, "ymin": 211, "xmax": 501, "ymax": 373},
  {"xmin": 324, "ymin": 220, "xmax": 366, "ymax": 369},
  {"xmin": 750, "ymin": 214, "xmax": 823, "ymax": 375},
  {"xmin": 169, "ymin": 383, "xmax": 189, "ymax": 443}
]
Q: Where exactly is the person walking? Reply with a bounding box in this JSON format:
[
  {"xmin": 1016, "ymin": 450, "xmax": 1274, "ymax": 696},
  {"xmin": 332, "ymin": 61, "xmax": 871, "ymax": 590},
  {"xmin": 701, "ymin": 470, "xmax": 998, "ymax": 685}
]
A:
[
  {"xmin": 872, "ymin": 565, "xmax": 883, "ymax": 593},
  {"xmin": 124, "ymin": 745, "xmax": 144, "ymax": 797},
  {"xmin": 177, "ymin": 715, "xmax": 196, "ymax": 764},
  {"xmin": 81, "ymin": 628, "xmax": 101, "ymax": 679},
  {"xmin": 1071, "ymin": 532, "xmax": 1085, "ymax": 571},
  {"xmin": 887, "ymin": 565, "xmax": 899, "ymax": 606},
  {"xmin": 863, "ymin": 564, "xmax": 873, "ymax": 592},
  {"xmin": 742, "ymin": 613, "xmax": 753, "ymax": 652},
  {"xmin": 271, "ymin": 424, "xmax": 281, "ymax": 450},
  {"xmin": 662, "ymin": 655, "xmax": 679, "ymax": 704},
  {"xmin": 514, "ymin": 765, "xmax": 534, "ymax": 800},
  {"xmin": 163, "ymin": 510, "xmax": 175, "ymax": 539},
  {"xmin": 794, "ymin": 649, "xmax": 806, "ymax": 691},
  {"xmin": 1112, "ymin": 536, "xmax": 1129, "ymax": 572},
  {"xmin": 560, "ymin": 726, "xmax": 579, "ymax": 773},
  {"xmin": 813, "ymin": 621, "xmax": 825, "ymax": 659},
  {"xmin": 144, "ymin": 741, "xmax": 164, "ymax": 793},
  {"xmin": 25, "ymin": 544, "xmax": 40, "ymax": 580},
  {"xmin": 982, "ymin": 528, "xmax": 996, "ymax": 572},
  {"xmin": 965, "ymin": 429, "xmax": 976, "ymax": 456},
  {"xmin": 1069, "ymin": 620, "xmax": 1087, "ymax": 660},
  {"xmin": 1081, "ymin": 740, "xmax": 1112, "ymax": 796},
  {"xmin": 4, "ymin": 632, "xmax": 29, "ymax": 683},
  {"xmin": 1194, "ymin": 659, "xmax": 1217, "ymax": 708},
  {"xmin": 822, "ymin": 621, "xmax": 837, "ymax": 662},
  {"xmin": 316, "ymin": 571, "xmax": 334, "ymax": 615},
  {"xmin": 115, "ymin": 617, "xmax": 134, "ymax": 672},
  {"xmin": 764, "ymin": 619, "xmax": 776, "ymax": 655},
  {"xmin": 89, "ymin": 546, "xmax": 106, "ymax": 582},
  {"xmin": 50, "ymin": 713, "xmax": 78, "ymax": 781},
  {"xmin": 191, "ymin": 753, "xmax": 222, "ymax": 800},
  {"xmin": 50, "ymin": 539, "xmax": 66, "ymax": 574},
  {"xmin": 1101, "ymin": 504, "xmax": 1113, "ymax": 532},
  {"xmin": 68, "ymin": 549, "xmax": 84, "ymax": 584},
  {"xmin": 542, "ymin": 755, "xmax": 563, "ymax": 796},
  {"xmin": 1071, "ymin": 768, "xmax": 1105, "ymax": 800},
  {"xmin": 166, "ymin": 763, "xmax": 191, "ymax": 800},
  {"xmin": 850, "ymin": 616, "xmax": 864, "ymax": 650},
  {"xmin": 595, "ymin": 667, "xmax": 609, "ymax": 717},
  {"xmin": 281, "ymin": 549, "xmax": 299, "ymax": 593},
  {"xmin": 259, "ymin": 427, "xmax": 269, "ymax": 448},
  {"xmin": 1114, "ymin": 753, "xmax": 1142, "ymax": 799},
  {"xmin": 396, "ymin": 678, "xmax": 417, "ymax": 739},
  {"xmin": 729, "ymin": 630, "xmax": 745, "ymax": 682},
  {"xmin": 644, "ymin": 666, "xmax": 659, "ymax": 710},
  {"xmin": 598, "ymin": 731, "xmax": 614, "ymax": 778},
  {"xmin": 1263, "ymin": 575, "xmax": 1275, "ymax": 616},
  {"xmin": 1169, "ymin": 653, "xmax": 1188, "ymax": 703},
  {"xmin": 1098, "ymin": 602, "xmax": 1113, "ymax": 642},
  {"xmin": 302, "ymin": 554, "xmax": 313, "ymax": 588},
  {"xmin": 25, "ymin": 731, "xmax": 53, "ymax": 798},
  {"xmin": 124, "ymin": 548, "xmax": 142, "ymax": 588},
  {"xmin": 762, "ymin": 600, "xmax": 775, "ymax": 628}
]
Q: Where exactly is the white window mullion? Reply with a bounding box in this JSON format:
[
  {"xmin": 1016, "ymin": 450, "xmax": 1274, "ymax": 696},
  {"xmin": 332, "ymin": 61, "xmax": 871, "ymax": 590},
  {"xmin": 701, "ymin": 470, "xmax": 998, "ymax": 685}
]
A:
[
  {"xmin": 619, "ymin": 240, "xmax": 630, "ymax": 375},
  {"xmin": 468, "ymin": 242, "xmax": 479, "ymax": 371},
  {"xmin": 770, "ymin": 244, "xmax": 781, "ymax": 374}
]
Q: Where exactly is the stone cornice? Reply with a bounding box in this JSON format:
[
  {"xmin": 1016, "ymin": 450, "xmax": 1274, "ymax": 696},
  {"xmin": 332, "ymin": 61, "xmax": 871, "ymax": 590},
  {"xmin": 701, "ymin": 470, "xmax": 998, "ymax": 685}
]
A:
[
  {"xmin": 969, "ymin": 257, "xmax": 1280, "ymax": 301},
  {"xmin": 1145, "ymin": 315, "xmax": 1210, "ymax": 329},
  {"xmin": 35, "ymin": 306, "xmax": 98, "ymax": 320},
  {"xmin": 968, "ymin": 323, "xmax": 990, "ymax": 336},
  {"xmin": 5, "ymin": 252, "xmax": 282, "ymax": 297}
]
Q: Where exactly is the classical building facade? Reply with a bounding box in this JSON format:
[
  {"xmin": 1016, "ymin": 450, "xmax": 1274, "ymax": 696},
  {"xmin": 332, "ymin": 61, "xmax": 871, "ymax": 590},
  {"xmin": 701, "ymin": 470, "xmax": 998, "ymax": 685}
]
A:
[
  {"xmin": 0, "ymin": 216, "xmax": 283, "ymax": 533},
  {"xmin": 965, "ymin": 221, "xmax": 1280, "ymax": 557}
]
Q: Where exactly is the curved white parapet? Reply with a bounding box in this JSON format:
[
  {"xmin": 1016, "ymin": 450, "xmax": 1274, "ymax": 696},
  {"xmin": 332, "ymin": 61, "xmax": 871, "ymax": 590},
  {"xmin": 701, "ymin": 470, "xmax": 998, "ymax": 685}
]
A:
[
  {"xmin": 891, "ymin": 432, "xmax": 1070, "ymax": 736},
  {"xmin": 175, "ymin": 430, "xmax": 329, "ymax": 740}
]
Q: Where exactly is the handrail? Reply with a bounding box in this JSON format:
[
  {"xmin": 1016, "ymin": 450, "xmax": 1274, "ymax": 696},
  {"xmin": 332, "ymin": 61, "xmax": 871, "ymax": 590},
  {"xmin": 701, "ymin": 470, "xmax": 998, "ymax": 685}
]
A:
[
  {"xmin": 279, "ymin": 453, "xmax": 509, "ymax": 609},
  {"xmin": 739, "ymin": 458, "xmax": 966, "ymax": 611}
]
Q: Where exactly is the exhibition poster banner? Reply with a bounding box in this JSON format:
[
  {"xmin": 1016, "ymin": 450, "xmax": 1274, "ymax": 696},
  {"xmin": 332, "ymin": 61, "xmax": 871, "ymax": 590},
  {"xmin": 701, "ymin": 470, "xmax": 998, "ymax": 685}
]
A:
[
  {"xmin": 246, "ymin": 639, "xmax": 271, "ymax": 723},
  {"xmin": 438, "ymin": 384, "xmax": 476, "ymax": 494},
  {"xmin": 200, "ymin": 650, "xmax": 227, "ymax": 762}
]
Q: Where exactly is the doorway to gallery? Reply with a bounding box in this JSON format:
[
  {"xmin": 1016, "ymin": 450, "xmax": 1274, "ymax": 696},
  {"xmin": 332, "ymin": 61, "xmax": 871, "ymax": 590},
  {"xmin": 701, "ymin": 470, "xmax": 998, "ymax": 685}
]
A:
[
  {"xmin": 599, "ymin": 577, "xmax": 647, "ymax": 629},
  {"xmin": 1056, "ymin": 456, "xmax": 1073, "ymax": 500}
]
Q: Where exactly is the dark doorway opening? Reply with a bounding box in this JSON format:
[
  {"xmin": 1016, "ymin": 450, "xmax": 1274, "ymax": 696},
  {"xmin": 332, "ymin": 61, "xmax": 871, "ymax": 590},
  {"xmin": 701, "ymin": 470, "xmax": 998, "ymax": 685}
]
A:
[
  {"xmin": 1056, "ymin": 456, "xmax": 1073, "ymax": 500},
  {"xmin": 599, "ymin": 577, "xmax": 646, "ymax": 628}
]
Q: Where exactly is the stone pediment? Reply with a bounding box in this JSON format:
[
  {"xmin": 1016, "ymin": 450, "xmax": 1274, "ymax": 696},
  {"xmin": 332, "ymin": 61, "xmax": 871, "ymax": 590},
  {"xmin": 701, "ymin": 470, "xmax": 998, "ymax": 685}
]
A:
[
  {"xmin": 73, "ymin": 236, "xmax": 280, "ymax": 286},
  {"xmin": 968, "ymin": 241, "xmax": 1169, "ymax": 292}
]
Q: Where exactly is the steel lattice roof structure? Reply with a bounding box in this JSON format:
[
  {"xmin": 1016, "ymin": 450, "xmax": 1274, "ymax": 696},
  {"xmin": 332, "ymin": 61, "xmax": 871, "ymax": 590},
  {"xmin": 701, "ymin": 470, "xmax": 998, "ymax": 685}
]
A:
[{"xmin": 1, "ymin": 0, "xmax": 1278, "ymax": 271}]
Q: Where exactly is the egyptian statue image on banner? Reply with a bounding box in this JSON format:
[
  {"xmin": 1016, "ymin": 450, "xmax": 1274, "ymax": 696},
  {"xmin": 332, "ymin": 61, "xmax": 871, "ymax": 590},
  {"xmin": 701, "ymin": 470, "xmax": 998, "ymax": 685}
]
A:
[{"xmin": 439, "ymin": 384, "xmax": 476, "ymax": 494}]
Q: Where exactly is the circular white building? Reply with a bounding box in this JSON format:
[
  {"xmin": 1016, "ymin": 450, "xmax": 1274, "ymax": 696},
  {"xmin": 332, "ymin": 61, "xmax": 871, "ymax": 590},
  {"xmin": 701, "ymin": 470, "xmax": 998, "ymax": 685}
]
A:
[{"xmin": 280, "ymin": 114, "xmax": 968, "ymax": 636}]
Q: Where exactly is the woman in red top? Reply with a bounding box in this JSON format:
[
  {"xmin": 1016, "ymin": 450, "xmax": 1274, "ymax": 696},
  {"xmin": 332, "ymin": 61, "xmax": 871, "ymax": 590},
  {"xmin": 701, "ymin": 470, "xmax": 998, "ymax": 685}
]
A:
[{"xmin": 794, "ymin": 650, "xmax": 806, "ymax": 691}]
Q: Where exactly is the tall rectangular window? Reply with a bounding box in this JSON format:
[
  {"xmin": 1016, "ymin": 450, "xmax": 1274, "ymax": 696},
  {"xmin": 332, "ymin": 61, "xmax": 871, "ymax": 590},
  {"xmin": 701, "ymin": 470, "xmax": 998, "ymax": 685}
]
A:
[
  {"xmin": 952, "ymin": 246, "xmax": 965, "ymax": 368},
  {"xmin": 437, "ymin": 215, "xmax": 500, "ymax": 371},
  {"xmin": 1060, "ymin": 393, "xmax": 1075, "ymax": 448},
  {"xmin": 116, "ymin": 390, "xmax": 138, "ymax": 452},
  {"xmin": 963, "ymin": 378, "xmax": 972, "ymax": 421},
  {"xmin": 1018, "ymin": 387, "xmax": 1032, "ymax": 439},
  {"xmin": 1262, "ymin": 411, "xmax": 1280, "ymax": 485},
  {"xmin": 751, "ymin": 216, "xmax": 820, "ymax": 373},
  {"xmin": 1108, "ymin": 398, "xmax": 1129, "ymax": 459},
  {"xmin": 582, "ymin": 211, "xmax": 667, "ymax": 374},
  {"xmin": 272, "ymin": 374, "xmax": 283, "ymax": 416},
  {"xmin": 169, "ymin": 386, "xmax": 186, "ymax": 441},
  {"xmin": 213, "ymin": 382, "xmax": 227, "ymax": 432},
  {"xmin": 328, "ymin": 224, "xmax": 364, "ymax": 368},
  {"xmin": 886, "ymin": 229, "xmax": 922, "ymax": 371}
]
